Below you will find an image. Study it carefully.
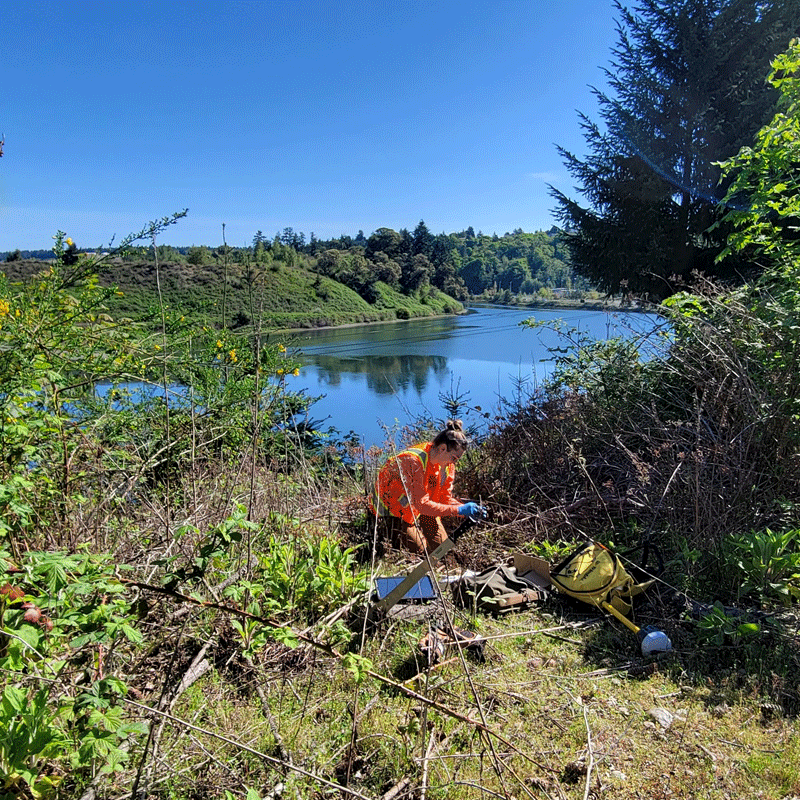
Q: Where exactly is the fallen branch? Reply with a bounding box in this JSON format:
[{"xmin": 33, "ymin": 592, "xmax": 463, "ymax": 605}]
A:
[
  {"xmin": 381, "ymin": 777, "xmax": 411, "ymax": 800},
  {"xmin": 480, "ymin": 619, "xmax": 603, "ymax": 643}
]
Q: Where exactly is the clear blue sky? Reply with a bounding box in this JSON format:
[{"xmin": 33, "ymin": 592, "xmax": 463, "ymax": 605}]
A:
[{"xmin": 0, "ymin": 0, "xmax": 620, "ymax": 251}]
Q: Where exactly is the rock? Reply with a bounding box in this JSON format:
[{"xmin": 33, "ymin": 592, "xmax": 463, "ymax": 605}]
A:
[{"xmin": 648, "ymin": 707, "xmax": 674, "ymax": 729}]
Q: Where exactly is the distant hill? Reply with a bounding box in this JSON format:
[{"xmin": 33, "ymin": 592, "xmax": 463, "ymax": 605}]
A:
[
  {"xmin": 0, "ymin": 257, "xmax": 463, "ymax": 330},
  {"xmin": 1, "ymin": 223, "xmax": 592, "ymax": 328}
]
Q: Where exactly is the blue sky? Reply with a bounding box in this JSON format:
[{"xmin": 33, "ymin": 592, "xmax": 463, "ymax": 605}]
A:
[{"xmin": 0, "ymin": 0, "xmax": 620, "ymax": 251}]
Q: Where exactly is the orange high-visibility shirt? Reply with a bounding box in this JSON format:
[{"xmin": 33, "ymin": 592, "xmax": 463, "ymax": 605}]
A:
[{"xmin": 371, "ymin": 442, "xmax": 461, "ymax": 524}]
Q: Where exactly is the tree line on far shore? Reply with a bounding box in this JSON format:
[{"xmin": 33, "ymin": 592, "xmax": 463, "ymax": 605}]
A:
[{"xmin": 2, "ymin": 223, "xmax": 590, "ymax": 305}]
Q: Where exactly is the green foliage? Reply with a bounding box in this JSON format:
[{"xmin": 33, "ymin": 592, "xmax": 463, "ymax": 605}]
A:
[
  {"xmin": 0, "ymin": 232, "xmax": 165, "ymax": 551},
  {"xmin": 694, "ymin": 601, "xmax": 763, "ymax": 646},
  {"xmin": 724, "ymin": 528, "xmax": 800, "ymax": 604},
  {"xmin": 224, "ymin": 790, "xmax": 262, "ymax": 800},
  {"xmin": 5, "ymin": 221, "xmax": 590, "ymax": 328},
  {"xmin": 1, "ymin": 548, "xmax": 146, "ymax": 795},
  {"xmin": 186, "ymin": 244, "xmax": 213, "ymax": 265},
  {"xmin": 252, "ymin": 532, "xmax": 368, "ymax": 620},
  {"xmin": 64, "ymin": 677, "xmax": 146, "ymax": 777},
  {"xmin": 0, "ymin": 225, "xmax": 332, "ymax": 543},
  {"xmin": 716, "ymin": 38, "xmax": 800, "ymax": 263},
  {"xmin": 0, "ymin": 685, "xmax": 67, "ymax": 799},
  {"xmin": 522, "ymin": 316, "xmax": 651, "ymax": 408},
  {"xmin": 528, "ymin": 538, "xmax": 574, "ymax": 562},
  {"xmin": 369, "ymin": 281, "xmax": 462, "ymax": 317},
  {"xmin": 161, "ymin": 507, "xmax": 257, "ymax": 589},
  {"xmin": 4, "ymin": 248, "xmax": 463, "ymax": 333},
  {"xmin": 341, "ymin": 652, "xmax": 374, "ymax": 684},
  {"xmin": 220, "ymin": 531, "xmax": 367, "ymax": 657},
  {"xmin": 448, "ymin": 228, "xmax": 580, "ymax": 297},
  {"xmin": 552, "ymin": 0, "xmax": 795, "ymax": 299}
]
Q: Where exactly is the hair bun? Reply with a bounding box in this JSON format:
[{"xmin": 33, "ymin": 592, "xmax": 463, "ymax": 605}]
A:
[{"xmin": 432, "ymin": 419, "xmax": 468, "ymax": 450}]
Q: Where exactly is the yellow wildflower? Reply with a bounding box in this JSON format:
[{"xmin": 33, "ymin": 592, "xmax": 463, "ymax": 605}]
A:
[
  {"xmin": 0, "ymin": 299, "xmax": 9, "ymax": 316},
  {"xmin": 278, "ymin": 344, "xmax": 286, "ymax": 353},
  {"xmin": 229, "ymin": 349, "xmax": 237, "ymax": 362},
  {"xmin": 216, "ymin": 340, "xmax": 223, "ymax": 349},
  {"xmin": 66, "ymin": 237, "xmax": 73, "ymax": 246},
  {"xmin": 277, "ymin": 368, "xmax": 284, "ymax": 376},
  {"xmin": 292, "ymin": 368, "xmax": 300, "ymax": 377}
]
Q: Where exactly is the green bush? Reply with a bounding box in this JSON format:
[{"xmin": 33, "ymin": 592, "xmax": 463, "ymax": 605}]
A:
[{"xmin": 724, "ymin": 528, "xmax": 800, "ymax": 604}]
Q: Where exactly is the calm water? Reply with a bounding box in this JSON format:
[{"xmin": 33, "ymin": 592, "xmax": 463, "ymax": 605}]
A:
[{"xmin": 290, "ymin": 304, "xmax": 658, "ymax": 447}]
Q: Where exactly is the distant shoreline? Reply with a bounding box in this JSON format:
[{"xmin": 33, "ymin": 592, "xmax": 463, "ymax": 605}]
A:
[
  {"xmin": 274, "ymin": 308, "xmax": 469, "ymax": 334},
  {"xmin": 275, "ymin": 297, "xmax": 653, "ymax": 334}
]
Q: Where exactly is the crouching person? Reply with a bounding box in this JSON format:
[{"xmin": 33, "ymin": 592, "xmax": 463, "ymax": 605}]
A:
[{"xmin": 369, "ymin": 420, "xmax": 487, "ymax": 554}]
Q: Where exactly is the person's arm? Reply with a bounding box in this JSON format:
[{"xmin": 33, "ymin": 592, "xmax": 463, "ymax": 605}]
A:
[
  {"xmin": 440, "ymin": 464, "xmax": 488, "ymax": 521},
  {"xmin": 400, "ymin": 457, "xmax": 461, "ymax": 518},
  {"xmin": 441, "ymin": 465, "xmax": 461, "ymax": 508}
]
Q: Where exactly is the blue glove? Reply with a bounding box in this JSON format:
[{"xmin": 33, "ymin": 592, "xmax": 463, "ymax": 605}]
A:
[{"xmin": 457, "ymin": 502, "xmax": 487, "ymax": 521}]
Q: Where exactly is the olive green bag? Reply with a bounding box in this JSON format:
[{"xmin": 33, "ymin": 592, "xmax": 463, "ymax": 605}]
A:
[{"xmin": 452, "ymin": 564, "xmax": 545, "ymax": 614}]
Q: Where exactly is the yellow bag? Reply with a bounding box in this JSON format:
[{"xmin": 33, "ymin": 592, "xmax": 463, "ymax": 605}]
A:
[{"xmin": 550, "ymin": 541, "xmax": 654, "ymax": 618}]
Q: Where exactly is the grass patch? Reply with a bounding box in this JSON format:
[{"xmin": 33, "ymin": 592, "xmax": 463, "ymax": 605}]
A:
[
  {"xmin": 149, "ymin": 584, "xmax": 800, "ymax": 800},
  {"xmin": 2, "ymin": 259, "xmax": 463, "ymax": 331}
]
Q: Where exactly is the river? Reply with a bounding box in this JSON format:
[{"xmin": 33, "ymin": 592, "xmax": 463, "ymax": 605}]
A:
[{"xmin": 289, "ymin": 304, "xmax": 658, "ymax": 447}]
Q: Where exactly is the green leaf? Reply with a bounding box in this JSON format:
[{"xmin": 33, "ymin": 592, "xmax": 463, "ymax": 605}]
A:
[
  {"xmin": 342, "ymin": 652, "xmax": 373, "ymax": 684},
  {"xmin": 1, "ymin": 685, "xmax": 27, "ymax": 715},
  {"xmin": 737, "ymin": 623, "xmax": 761, "ymax": 637},
  {"xmin": 269, "ymin": 626, "xmax": 300, "ymax": 648}
]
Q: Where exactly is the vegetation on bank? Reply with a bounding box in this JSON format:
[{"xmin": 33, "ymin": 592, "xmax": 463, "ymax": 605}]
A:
[
  {"xmin": 2, "ymin": 223, "xmax": 584, "ymax": 331},
  {"xmin": 1, "ymin": 254, "xmax": 463, "ymax": 332},
  {"xmin": 2, "ymin": 32, "xmax": 800, "ymax": 800}
]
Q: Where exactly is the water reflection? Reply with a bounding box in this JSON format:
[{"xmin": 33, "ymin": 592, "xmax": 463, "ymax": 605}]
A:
[
  {"xmin": 291, "ymin": 306, "xmax": 659, "ymax": 445},
  {"xmin": 305, "ymin": 353, "xmax": 449, "ymax": 395}
]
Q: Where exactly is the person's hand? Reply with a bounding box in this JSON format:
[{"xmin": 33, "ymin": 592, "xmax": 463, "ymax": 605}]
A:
[{"xmin": 457, "ymin": 502, "xmax": 487, "ymax": 522}]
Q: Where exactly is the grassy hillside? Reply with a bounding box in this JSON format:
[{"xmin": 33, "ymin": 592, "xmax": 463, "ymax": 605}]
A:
[{"xmin": 1, "ymin": 258, "xmax": 463, "ymax": 330}]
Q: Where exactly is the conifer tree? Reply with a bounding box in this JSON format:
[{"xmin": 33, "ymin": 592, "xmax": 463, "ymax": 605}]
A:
[
  {"xmin": 551, "ymin": 0, "xmax": 799, "ymax": 300},
  {"xmin": 412, "ymin": 220, "xmax": 435, "ymax": 258}
]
